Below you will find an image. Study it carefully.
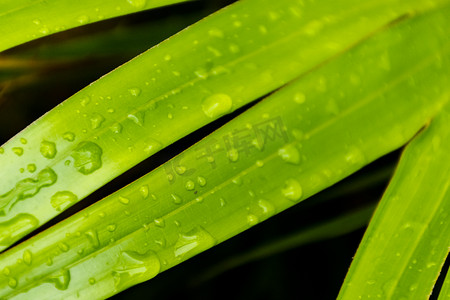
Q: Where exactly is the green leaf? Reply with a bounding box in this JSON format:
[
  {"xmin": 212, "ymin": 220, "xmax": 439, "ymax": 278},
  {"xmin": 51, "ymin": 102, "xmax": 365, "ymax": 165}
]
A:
[
  {"xmin": 0, "ymin": 4, "xmax": 448, "ymax": 298},
  {"xmin": 2, "ymin": 0, "xmax": 440, "ymax": 251},
  {"xmin": 439, "ymin": 269, "xmax": 450, "ymax": 300},
  {"xmin": 0, "ymin": 0, "xmax": 193, "ymax": 52},
  {"xmin": 338, "ymin": 105, "xmax": 450, "ymax": 299}
]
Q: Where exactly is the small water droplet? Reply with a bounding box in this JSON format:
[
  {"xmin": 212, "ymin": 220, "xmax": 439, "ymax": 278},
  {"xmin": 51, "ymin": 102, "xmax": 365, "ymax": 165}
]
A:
[
  {"xmin": 127, "ymin": 112, "xmax": 145, "ymax": 126},
  {"xmin": 154, "ymin": 218, "xmax": 165, "ymax": 227},
  {"xmin": 126, "ymin": 0, "xmax": 147, "ymax": 9},
  {"xmin": 197, "ymin": 176, "xmax": 206, "ymax": 187},
  {"xmin": 20, "ymin": 138, "xmax": 27, "ymax": 144},
  {"xmin": 110, "ymin": 123, "xmax": 123, "ymax": 134},
  {"xmin": 185, "ymin": 180, "xmax": 195, "ymax": 191},
  {"xmin": 89, "ymin": 278, "xmax": 96, "ymax": 285},
  {"xmin": 255, "ymin": 160, "xmax": 264, "ymax": 167},
  {"xmin": 227, "ymin": 148, "xmax": 239, "ymax": 162},
  {"xmin": 63, "ymin": 132, "xmax": 76, "ymax": 142},
  {"xmin": 294, "ymin": 93, "xmax": 306, "ymax": 104},
  {"xmin": 23, "ymin": 249, "xmax": 32, "ymax": 265},
  {"xmin": 278, "ymin": 144, "xmax": 300, "ymax": 164},
  {"xmin": 26, "ymin": 164, "xmax": 36, "ymax": 173},
  {"xmin": 8, "ymin": 278, "xmax": 18, "ymax": 288},
  {"xmin": 12, "ymin": 147, "xmax": 24, "ymax": 156},
  {"xmin": 77, "ymin": 15, "xmax": 90, "ymax": 24},
  {"xmin": 139, "ymin": 185, "xmax": 149, "ymax": 199},
  {"xmin": 90, "ymin": 113, "xmax": 105, "ymax": 129},
  {"xmin": 51, "ymin": 191, "xmax": 78, "ymax": 211},
  {"xmin": 118, "ymin": 196, "xmax": 130, "ymax": 205},
  {"xmin": 85, "ymin": 229, "xmax": 100, "ymax": 249},
  {"xmin": 71, "ymin": 142, "xmax": 103, "ymax": 175},
  {"xmin": 171, "ymin": 194, "xmax": 182, "ymax": 204},
  {"xmin": 208, "ymin": 28, "xmax": 224, "ymax": 38},
  {"xmin": 58, "ymin": 242, "xmax": 70, "ymax": 252},
  {"xmin": 247, "ymin": 214, "xmax": 259, "ymax": 226},
  {"xmin": 128, "ymin": 88, "xmax": 141, "ymax": 96},
  {"xmin": 282, "ymin": 178, "xmax": 303, "ymax": 202},
  {"xmin": 164, "ymin": 54, "xmax": 172, "ymax": 61},
  {"xmin": 40, "ymin": 140, "xmax": 57, "ymax": 159},
  {"xmin": 202, "ymin": 94, "xmax": 232, "ymax": 118},
  {"xmin": 107, "ymin": 224, "xmax": 117, "ymax": 232}
]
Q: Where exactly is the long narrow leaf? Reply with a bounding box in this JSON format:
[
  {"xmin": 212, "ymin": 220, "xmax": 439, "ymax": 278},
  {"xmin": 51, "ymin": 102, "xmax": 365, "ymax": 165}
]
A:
[
  {"xmin": 1, "ymin": 0, "xmax": 441, "ymax": 251},
  {"xmin": 0, "ymin": 0, "xmax": 192, "ymax": 52},
  {"xmin": 338, "ymin": 105, "xmax": 450, "ymax": 299},
  {"xmin": 0, "ymin": 5, "xmax": 448, "ymax": 299}
]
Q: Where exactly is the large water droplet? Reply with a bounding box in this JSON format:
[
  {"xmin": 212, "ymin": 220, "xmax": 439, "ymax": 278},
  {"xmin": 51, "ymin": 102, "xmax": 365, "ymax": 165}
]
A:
[
  {"xmin": 173, "ymin": 227, "xmax": 216, "ymax": 260},
  {"xmin": 197, "ymin": 176, "xmax": 206, "ymax": 187},
  {"xmin": 185, "ymin": 180, "xmax": 195, "ymax": 191},
  {"xmin": 8, "ymin": 278, "xmax": 18, "ymax": 288},
  {"xmin": 40, "ymin": 140, "xmax": 57, "ymax": 159},
  {"xmin": 44, "ymin": 269, "xmax": 71, "ymax": 290},
  {"xmin": 278, "ymin": 144, "xmax": 300, "ymax": 164},
  {"xmin": 0, "ymin": 168, "xmax": 57, "ymax": 215},
  {"xmin": 202, "ymin": 94, "xmax": 232, "ymax": 118},
  {"xmin": 282, "ymin": 178, "xmax": 303, "ymax": 202},
  {"xmin": 90, "ymin": 113, "xmax": 105, "ymax": 129},
  {"xmin": 0, "ymin": 214, "xmax": 39, "ymax": 248},
  {"xmin": 71, "ymin": 142, "xmax": 103, "ymax": 175},
  {"xmin": 112, "ymin": 250, "xmax": 160, "ymax": 292},
  {"xmin": 50, "ymin": 191, "xmax": 78, "ymax": 211}
]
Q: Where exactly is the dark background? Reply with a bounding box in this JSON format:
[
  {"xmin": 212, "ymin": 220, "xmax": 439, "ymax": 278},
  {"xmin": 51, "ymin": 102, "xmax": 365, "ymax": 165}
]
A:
[{"xmin": 1, "ymin": 1, "xmax": 448, "ymax": 299}]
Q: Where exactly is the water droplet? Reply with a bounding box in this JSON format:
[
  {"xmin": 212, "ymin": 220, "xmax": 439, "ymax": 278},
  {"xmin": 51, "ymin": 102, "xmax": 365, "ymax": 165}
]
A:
[
  {"xmin": 294, "ymin": 93, "xmax": 306, "ymax": 104},
  {"xmin": 40, "ymin": 140, "xmax": 57, "ymax": 159},
  {"xmin": 8, "ymin": 278, "xmax": 18, "ymax": 288},
  {"xmin": 62, "ymin": 132, "xmax": 76, "ymax": 142},
  {"xmin": 118, "ymin": 196, "xmax": 130, "ymax": 205},
  {"xmin": 89, "ymin": 278, "xmax": 96, "ymax": 285},
  {"xmin": 85, "ymin": 229, "xmax": 100, "ymax": 249},
  {"xmin": 51, "ymin": 191, "xmax": 78, "ymax": 211},
  {"xmin": 58, "ymin": 242, "xmax": 70, "ymax": 252},
  {"xmin": 259, "ymin": 25, "xmax": 268, "ymax": 34},
  {"xmin": 208, "ymin": 28, "xmax": 224, "ymax": 38},
  {"xmin": 227, "ymin": 148, "xmax": 239, "ymax": 162},
  {"xmin": 278, "ymin": 144, "xmax": 300, "ymax": 164},
  {"xmin": 164, "ymin": 54, "xmax": 172, "ymax": 61},
  {"xmin": 255, "ymin": 160, "xmax": 264, "ymax": 167},
  {"xmin": 3, "ymin": 267, "xmax": 10, "ymax": 276},
  {"xmin": 0, "ymin": 214, "xmax": 39, "ymax": 247},
  {"xmin": 90, "ymin": 113, "xmax": 105, "ymax": 129},
  {"xmin": 282, "ymin": 178, "xmax": 303, "ymax": 202},
  {"xmin": 171, "ymin": 194, "xmax": 182, "ymax": 204},
  {"xmin": 197, "ymin": 176, "xmax": 206, "ymax": 187},
  {"xmin": 139, "ymin": 185, "xmax": 149, "ymax": 199},
  {"xmin": 0, "ymin": 168, "xmax": 57, "ymax": 215},
  {"xmin": 126, "ymin": 0, "xmax": 147, "ymax": 9},
  {"xmin": 185, "ymin": 180, "xmax": 195, "ymax": 191},
  {"xmin": 202, "ymin": 94, "xmax": 232, "ymax": 118},
  {"xmin": 26, "ymin": 164, "xmax": 36, "ymax": 173},
  {"xmin": 12, "ymin": 147, "xmax": 23, "ymax": 156},
  {"xmin": 71, "ymin": 142, "xmax": 103, "ymax": 175},
  {"xmin": 194, "ymin": 68, "xmax": 208, "ymax": 79},
  {"xmin": 20, "ymin": 138, "xmax": 27, "ymax": 144},
  {"xmin": 112, "ymin": 249, "xmax": 160, "ymax": 292},
  {"xmin": 107, "ymin": 224, "xmax": 117, "ymax": 232},
  {"xmin": 0, "ymin": 147, "xmax": 4, "ymax": 154},
  {"xmin": 257, "ymin": 199, "xmax": 275, "ymax": 216},
  {"xmin": 174, "ymin": 227, "xmax": 216, "ymax": 259},
  {"xmin": 127, "ymin": 112, "xmax": 145, "ymax": 126},
  {"xmin": 128, "ymin": 88, "xmax": 141, "ymax": 96},
  {"xmin": 175, "ymin": 165, "xmax": 186, "ymax": 175},
  {"xmin": 80, "ymin": 96, "xmax": 91, "ymax": 107},
  {"xmin": 77, "ymin": 15, "xmax": 90, "ymax": 24},
  {"xmin": 154, "ymin": 218, "xmax": 165, "ymax": 227},
  {"xmin": 22, "ymin": 249, "xmax": 33, "ymax": 265},
  {"xmin": 232, "ymin": 176, "xmax": 242, "ymax": 186},
  {"xmin": 247, "ymin": 214, "xmax": 259, "ymax": 226},
  {"xmin": 44, "ymin": 269, "xmax": 70, "ymax": 290}
]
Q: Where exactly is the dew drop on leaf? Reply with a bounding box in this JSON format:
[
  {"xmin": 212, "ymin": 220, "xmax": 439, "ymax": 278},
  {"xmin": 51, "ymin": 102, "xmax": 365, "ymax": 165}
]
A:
[
  {"xmin": 173, "ymin": 227, "xmax": 216, "ymax": 259},
  {"xmin": 282, "ymin": 178, "xmax": 303, "ymax": 202},
  {"xmin": 126, "ymin": 0, "xmax": 147, "ymax": 9},
  {"xmin": 40, "ymin": 140, "xmax": 57, "ymax": 159},
  {"xmin": 71, "ymin": 142, "xmax": 103, "ymax": 175},
  {"xmin": 202, "ymin": 94, "xmax": 232, "ymax": 118},
  {"xmin": 12, "ymin": 147, "xmax": 23, "ymax": 156},
  {"xmin": 278, "ymin": 144, "xmax": 300, "ymax": 164},
  {"xmin": 51, "ymin": 191, "xmax": 78, "ymax": 211}
]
